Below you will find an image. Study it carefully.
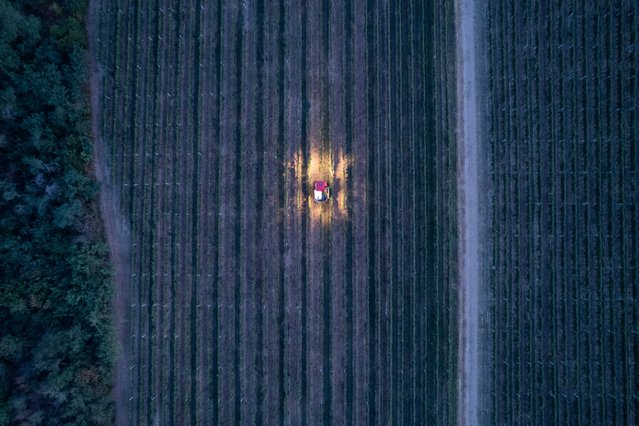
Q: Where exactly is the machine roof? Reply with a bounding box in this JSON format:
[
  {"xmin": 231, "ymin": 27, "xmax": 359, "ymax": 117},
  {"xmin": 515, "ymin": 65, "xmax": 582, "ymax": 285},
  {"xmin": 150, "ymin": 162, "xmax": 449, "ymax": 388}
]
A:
[{"xmin": 314, "ymin": 180, "xmax": 328, "ymax": 191}]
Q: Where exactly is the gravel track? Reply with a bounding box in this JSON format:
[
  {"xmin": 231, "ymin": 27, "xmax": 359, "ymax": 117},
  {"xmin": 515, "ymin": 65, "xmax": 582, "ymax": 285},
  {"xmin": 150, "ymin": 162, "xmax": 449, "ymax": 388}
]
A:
[{"xmin": 454, "ymin": 0, "xmax": 486, "ymax": 423}]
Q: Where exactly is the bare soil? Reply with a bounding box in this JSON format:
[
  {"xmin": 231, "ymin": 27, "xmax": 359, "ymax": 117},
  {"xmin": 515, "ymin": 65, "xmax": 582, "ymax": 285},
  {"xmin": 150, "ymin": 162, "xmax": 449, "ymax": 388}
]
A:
[{"xmin": 87, "ymin": 2, "xmax": 132, "ymax": 425}]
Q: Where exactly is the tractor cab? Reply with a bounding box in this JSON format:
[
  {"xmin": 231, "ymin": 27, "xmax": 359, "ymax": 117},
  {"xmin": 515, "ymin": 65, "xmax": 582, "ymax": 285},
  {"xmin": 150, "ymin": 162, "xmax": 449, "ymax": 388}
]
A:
[{"xmin": 313, "ymin": 180, "xmax": 330, "ymax": 203}]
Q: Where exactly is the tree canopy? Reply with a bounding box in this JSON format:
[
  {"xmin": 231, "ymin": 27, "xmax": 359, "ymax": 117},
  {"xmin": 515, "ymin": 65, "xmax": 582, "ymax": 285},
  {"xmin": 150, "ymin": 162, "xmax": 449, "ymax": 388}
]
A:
[{"xmin": 0, "ymin": 1, "xmax": 114, "ymax": 424}]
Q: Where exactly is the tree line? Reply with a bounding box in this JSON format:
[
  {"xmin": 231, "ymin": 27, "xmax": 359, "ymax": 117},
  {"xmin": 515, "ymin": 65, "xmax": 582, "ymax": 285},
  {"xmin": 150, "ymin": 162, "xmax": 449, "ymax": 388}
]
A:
[{"xmin": 0, "ymin": 0, "xmax": 114, "ymax": 424}]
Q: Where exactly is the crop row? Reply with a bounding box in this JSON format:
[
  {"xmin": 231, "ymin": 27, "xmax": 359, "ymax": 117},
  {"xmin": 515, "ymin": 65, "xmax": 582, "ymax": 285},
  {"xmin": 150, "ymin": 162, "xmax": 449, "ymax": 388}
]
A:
[
  {"xmin": 433, "ymin": 0, "xmax": 459, "ymax": 423},
  {"xmin": 486, "ymin": 0, "xmax": 638, "ymax": 424}
]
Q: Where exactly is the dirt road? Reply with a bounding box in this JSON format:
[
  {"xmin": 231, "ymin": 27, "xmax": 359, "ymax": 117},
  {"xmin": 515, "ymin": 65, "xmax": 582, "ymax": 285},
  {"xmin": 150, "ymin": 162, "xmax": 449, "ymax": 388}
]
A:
[
  {"xmin": 455, "ymin": 0, "xmax": 486, "ymax": 423},
  {"xmin": 87, "ymin": 2, "xmax": 132, "ymax": 425}
]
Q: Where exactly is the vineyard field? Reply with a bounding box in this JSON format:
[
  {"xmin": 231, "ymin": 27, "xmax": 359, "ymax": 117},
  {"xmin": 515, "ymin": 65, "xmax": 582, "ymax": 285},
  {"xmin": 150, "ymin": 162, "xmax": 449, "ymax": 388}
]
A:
[
  {"xmin": 88, "ymin": 0, "xmax": 638, "ymax": 424},
  {"xmin": 90, "ymin": 0, "xmax": 458, "ymax": 424},
  {"xmin": 484, "ymin": 1, "xmax": 639, "ymax": 424}
]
